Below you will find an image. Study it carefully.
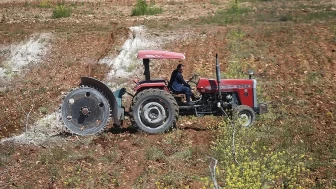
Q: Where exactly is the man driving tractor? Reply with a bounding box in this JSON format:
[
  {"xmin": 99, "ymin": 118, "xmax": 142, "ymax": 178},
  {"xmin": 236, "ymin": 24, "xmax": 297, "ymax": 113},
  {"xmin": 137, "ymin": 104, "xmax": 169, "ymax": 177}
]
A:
[{"xmin": 169, "ymin": 64, "xmax": 194, "ymax": 105}]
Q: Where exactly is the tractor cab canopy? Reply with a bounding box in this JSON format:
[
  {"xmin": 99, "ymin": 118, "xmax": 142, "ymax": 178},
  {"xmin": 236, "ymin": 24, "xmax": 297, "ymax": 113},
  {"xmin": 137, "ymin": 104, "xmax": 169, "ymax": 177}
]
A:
[
  {"xmin": 137, "ymin": 50, "xmax": 185, "ymax": 82},
  {"xmin": 137, "ymin": 50, "xmax": 185, "ymax": 60}
]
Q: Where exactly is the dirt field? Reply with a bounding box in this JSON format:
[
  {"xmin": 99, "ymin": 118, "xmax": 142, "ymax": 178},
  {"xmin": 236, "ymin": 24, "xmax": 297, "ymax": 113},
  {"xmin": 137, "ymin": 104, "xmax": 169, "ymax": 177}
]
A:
[{"xmin": 0, "ymin": 0, "xmax": 335, "ymax": 188}]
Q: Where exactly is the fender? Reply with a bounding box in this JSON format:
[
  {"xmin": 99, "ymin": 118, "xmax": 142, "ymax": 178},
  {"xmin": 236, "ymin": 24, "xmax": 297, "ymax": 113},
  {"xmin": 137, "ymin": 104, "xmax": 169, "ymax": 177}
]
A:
[
  {"xmin": 80, "ymin": 76, "xmax": 123, "ymax": 126},
  {"xmin": 134, "ymin": 81, "xmax": 169, "ymax": 92}
]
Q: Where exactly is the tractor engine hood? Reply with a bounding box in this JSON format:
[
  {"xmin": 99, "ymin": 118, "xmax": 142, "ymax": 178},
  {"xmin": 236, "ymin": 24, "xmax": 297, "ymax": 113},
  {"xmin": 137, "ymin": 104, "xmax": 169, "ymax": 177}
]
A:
[{"xmin": 196, "ymin": 78, "xmax": 254, "ymax": 93}]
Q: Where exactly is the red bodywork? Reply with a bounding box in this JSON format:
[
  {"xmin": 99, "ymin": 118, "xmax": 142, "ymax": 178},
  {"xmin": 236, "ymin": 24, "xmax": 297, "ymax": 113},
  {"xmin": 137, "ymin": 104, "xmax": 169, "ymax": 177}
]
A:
[
  {"xmin": 197, "ymin": 78, "xmax": 255, "ymax": 108},
  {"xmin": 134, "ymin": 81, "xmax": 168, "ymax": 92}
]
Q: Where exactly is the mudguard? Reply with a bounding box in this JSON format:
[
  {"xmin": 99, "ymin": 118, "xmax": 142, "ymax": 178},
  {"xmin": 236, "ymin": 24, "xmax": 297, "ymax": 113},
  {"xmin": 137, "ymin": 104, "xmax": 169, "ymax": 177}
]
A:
[{"xmin": 80, "ymin": 77, "xmax": 123, "ymax": 126}]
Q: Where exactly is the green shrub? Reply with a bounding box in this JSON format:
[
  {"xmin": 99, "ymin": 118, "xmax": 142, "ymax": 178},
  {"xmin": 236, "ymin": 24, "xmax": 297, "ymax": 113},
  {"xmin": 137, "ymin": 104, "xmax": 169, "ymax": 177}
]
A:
[
  {"xmin": 52, "ymin": 4, "xmax": 72, "ymax": 19},
  {"xmin": 131, "ymin": 0, "xmax": 163, "ymax": 16}
]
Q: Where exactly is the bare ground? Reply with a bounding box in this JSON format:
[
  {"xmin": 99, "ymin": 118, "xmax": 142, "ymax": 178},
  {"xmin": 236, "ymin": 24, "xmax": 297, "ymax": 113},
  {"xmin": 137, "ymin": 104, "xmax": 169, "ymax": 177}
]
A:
[{"xmin": 0, "ymin": 0, "xmax": 335, "ymax": 188}]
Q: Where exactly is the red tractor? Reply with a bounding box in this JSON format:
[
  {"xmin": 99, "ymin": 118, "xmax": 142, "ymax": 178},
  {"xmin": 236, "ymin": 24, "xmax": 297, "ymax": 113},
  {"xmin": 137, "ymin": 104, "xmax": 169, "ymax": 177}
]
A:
[{"xmin": 61, "ymin": 50, "xmax": 268, "ymax": 135}]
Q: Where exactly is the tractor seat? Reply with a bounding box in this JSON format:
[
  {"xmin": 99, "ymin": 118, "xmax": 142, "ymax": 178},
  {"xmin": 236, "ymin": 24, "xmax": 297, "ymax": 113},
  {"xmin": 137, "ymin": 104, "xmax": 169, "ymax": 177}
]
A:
[
  {"xmin": 170, "ymin": 89, "xmax": 185, "ymax": 96},
  {"xmin": 169, "ymin": 86, "xmax": 186, "ymax": 103}
]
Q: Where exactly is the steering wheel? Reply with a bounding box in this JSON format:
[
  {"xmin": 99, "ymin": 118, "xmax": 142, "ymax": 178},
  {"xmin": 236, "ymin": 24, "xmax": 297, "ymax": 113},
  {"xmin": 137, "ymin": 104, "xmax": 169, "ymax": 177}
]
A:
[
  {"xmin": 187, "ymin": 74, "xmax": 199, "ymax": 85},
  {"xmin": 187, "ymin": 74, "xmax": 201, "ymax": 100}
]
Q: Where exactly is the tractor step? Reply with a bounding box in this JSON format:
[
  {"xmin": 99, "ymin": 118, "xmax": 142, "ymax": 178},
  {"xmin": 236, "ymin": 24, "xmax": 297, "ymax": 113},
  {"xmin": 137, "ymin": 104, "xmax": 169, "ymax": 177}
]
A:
[{"xmin": 179, "ymin": 104, "xmax": 201, "ymax": 109}]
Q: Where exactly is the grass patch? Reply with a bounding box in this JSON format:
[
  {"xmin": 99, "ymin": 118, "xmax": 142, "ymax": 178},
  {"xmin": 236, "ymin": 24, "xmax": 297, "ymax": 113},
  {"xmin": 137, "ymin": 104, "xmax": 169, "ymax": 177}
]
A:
[
  {"xmin": 145, "ymin": 146, "xmax": 165, "ymax": 161},
  {"xmin": 279, "ymin": 14, "xmax": 293, "ymax": 22},
  {"xmin": 201, "ymin": 0, "xmax": 251, "ymax": 25},
  {"xmin": 39, "ymin": 147, "xmax": 70, "ymax": 164},
  {"xmin": 131, "ymin": 0, "xmax": 163, "ymax": 16},
  {"xmin": 210, "ymin": 0, "xmax": 220, "ymax": 5},
  {"xmin": 330, "ymin": 25, "xmax": 336, "ymax": 43},
  {"xmin": 52, "ymin": 4, "xmax": 72, "ymax": 19},
  {"xmin": 0, "ymin": 145, "xmax": 15, "ymax": 167},
  {"xmin": 38, "ymin": 0, "xmax": 52, "ymax": 8},
  {"xmin": 304, "ymin": 11, "xmax": 336, "ymax": 21},
  {"xmin": 223, "ymin": 29, "xmax": 255, "ymax": 79}
]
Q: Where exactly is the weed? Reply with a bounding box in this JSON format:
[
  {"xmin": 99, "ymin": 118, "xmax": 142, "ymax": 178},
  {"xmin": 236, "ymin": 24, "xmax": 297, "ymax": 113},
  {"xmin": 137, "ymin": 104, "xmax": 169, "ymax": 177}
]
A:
[
  {"xmin": 38, "ymin": 106, "xmax": 48, "ymax": 114},
  {"xmin": 306, "ymin": 71, "xmax": 322, "ymax": 84},
  {"xmin": 38, "ymin": 0, "xmax": 52, "ymax": 8},
  {"xmin": 224, "ymin": 29, "xmax": 251, "ymax": 79},
  {"xmin": 156, "ymin": 172, "xmax": 184, "ymax": 188},
  {"xmin": 206, "ymin": 121, "xmax": 313, "ymax": 188},
  {"xmin": 145, "ymin": 146, "xmax": 165, "ymax": 161},
  {"xmin": 201, "ymin": 0, "xmax": 251, "ymax": 25},
  {"xmin": 39, "ymin": 147, "xmax": 69, "ymax": 164},
  {"xmin": 166, "ymin": 0, "xmax": 183, "ymax": 5},
  {"xmin": 279, "ymin": 14, "xmax": 293, "ymax": 22},
  {"xmin": 0, "ymin": 145, "xmax": 14, "ymax": 167},
  {"xmin": 330, "ymin": 25, "xmax": 336, "ymax": 43},
  {"xmin": 101, "ymin": 148, "xmax": 118, "ymax": 162},
  {"xmin": 131, "ymin": 0, "xmax": 163, "ymax": 16},
  {"xmin": 305, "ymin": 11, "xmax": 336, "ymax": 21},
  {"xmin": 170, "ymin": 147, "xmax": 193, "ymax": 161},
  {"xmin": 48, "ymin": 165, "xmax": 59, "ymax": 182},
  {"xmin": 210, "ymin": 0, "xmax": 220, "ymax": 5},
  {"xmin": 52, "ymin": 4, "xmax": 72, "ymax": 19},
  {"xmin": 126, "ymin": 62, "xmax": 138, "ymax": 73}
]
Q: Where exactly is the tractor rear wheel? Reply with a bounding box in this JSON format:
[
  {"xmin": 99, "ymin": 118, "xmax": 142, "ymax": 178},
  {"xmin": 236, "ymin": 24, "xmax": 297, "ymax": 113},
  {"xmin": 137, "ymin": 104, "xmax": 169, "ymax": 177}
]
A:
[
  {"xmin": 232, "ymin": 105, "xmax": 256, "ymax": 127},
  {"xmin": 130, "ymin": 89, "xmax": 179, "ymax": 134},
  {"xmin": 61, "ymin": 87, "xmax": 110, "ymax": 135}
]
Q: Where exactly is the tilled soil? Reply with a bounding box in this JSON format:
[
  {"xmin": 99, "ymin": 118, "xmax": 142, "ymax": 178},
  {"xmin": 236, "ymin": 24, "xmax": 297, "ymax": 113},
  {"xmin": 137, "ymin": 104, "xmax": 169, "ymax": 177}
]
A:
[{"xmin": 0, "ymin": 0, "xmax": 335, "ymax": 188}]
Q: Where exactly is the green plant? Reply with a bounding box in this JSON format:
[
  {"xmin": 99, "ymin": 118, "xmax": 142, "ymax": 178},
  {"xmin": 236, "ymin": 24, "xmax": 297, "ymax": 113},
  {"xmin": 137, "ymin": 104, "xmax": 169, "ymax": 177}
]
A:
[
  {"xmin": 205, "ymin": 121, "xmax": 313, "ymax": 188},
  {"xmin": 39, "ymin": 147, "xmax": 70, "ymax": 164},
  {"xmin": 49, "ymin": 166, "xmax": 60, "ymax": 183},
  {"xmin": 305, "ymin": 11, "xmax": 336, "ymax": 21},
  {"xmin": 166, "ymin": 0, "xmax": 183, "ymax": 5},
  {"xmin": 306, "ymin": 71, "xmax": 322, "ymax": 84},
  {"xmin": 0, "ymin": 146, "xmax": 14, "ymax": 167},
  {"xmin": 131, "ymin": 0, "xmax": 163, "ymax": 16},
  {"xmin": 38, "ymin": 0, "xmax": 52, "ymax": 8},
  {"xmin": 52, "ymin": 4, "xmax": 72, "ymax": 19},
  {"xmin": 210, "ymin": 0, "xmax": 220, "ymax": 5},
  {"xmin": 38, "ymin": 106, "xmax": 48, "ymax": 114},
  {"xmin": 170, "ymin": 147, "xmax": 193, "ymax": 161},
  {"xmin": 279, "ymin": 14, "xmax": 293, "ymax": 22},
  {"xmin": 145, "ymin": 146, "xmax": 165, "ymax": 161},
  {"xmin": 201, "ymin": 0, "xmax": 250, "ymax": 25},
  {"xmin": 331, "ymin": 25, "xmax": 336, "ymax": 43},
  {"xmin": 224, "ymin": 29, "xmax": 250, "ymax": 79},
  {"xmin": 126, "ymin": 62, "xmax": 138, "ymax": 72}
]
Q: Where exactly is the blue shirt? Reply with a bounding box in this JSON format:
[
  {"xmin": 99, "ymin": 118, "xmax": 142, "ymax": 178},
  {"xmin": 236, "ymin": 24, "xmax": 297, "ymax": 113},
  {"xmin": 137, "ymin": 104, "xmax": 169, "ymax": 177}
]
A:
[{"xmin": 169, "ymin": 69, "xmax": 189, "ymax": 92}]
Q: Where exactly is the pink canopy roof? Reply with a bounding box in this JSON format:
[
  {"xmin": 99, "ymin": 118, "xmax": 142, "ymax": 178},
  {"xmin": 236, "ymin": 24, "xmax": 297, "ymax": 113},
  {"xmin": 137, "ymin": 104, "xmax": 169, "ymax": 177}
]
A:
[{"xmin": 137, "ymin": 50, "xmax": 185, "ymax": 60}]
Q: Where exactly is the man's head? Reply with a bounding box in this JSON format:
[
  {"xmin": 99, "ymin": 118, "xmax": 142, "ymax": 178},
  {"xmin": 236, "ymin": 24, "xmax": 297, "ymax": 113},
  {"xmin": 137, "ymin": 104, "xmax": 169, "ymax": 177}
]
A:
[{"xmin": 177, "ymin": 64, "xmax": 184, "ymax": 73}]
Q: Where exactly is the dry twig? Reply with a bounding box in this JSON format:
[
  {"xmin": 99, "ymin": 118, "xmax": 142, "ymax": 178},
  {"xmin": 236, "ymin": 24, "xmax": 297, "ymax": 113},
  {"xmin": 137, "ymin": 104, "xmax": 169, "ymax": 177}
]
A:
[{"xmin": 207, "ymin": 156, "xmax": 221, "ymax": 189}]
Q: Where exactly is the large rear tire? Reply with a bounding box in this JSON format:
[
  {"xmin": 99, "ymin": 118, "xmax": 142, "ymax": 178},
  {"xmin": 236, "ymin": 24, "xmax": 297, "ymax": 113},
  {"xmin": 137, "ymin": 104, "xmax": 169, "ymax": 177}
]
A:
[
  {"xmin": 232, "ymin": 105, "xmax": 256, "ymax": 127},
  {"xmin": 130, "ymin": 89, "xmax": 179, "ymax": 134}
]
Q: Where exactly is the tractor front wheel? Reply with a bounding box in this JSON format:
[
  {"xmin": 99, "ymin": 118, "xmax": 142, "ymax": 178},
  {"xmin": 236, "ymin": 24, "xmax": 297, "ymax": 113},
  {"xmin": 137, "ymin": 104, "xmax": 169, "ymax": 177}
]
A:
[
  {"xmin": 232, "ymin": 105, "xmax": 256, "ymax": 127},
  {"xmin": 130, "ymin": 89, "xmax": 179, "ymax": 134}
]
